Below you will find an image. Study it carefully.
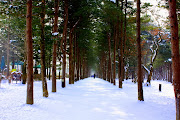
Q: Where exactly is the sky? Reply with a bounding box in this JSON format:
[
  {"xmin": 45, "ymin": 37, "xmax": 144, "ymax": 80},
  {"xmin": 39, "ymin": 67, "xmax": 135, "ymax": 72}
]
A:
[{"xmin": 110, "ymin": 0, "xmax": 169, "ymax": 27}]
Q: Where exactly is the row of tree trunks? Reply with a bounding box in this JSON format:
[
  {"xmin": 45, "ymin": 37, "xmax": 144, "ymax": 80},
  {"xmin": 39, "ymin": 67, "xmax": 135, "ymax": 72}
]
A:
[
  {"xmin": 152, "ymin": 64, "xmax": 172, "ymax": 83},
  {"xmin": 69, "ymin": 19, "xmax": 80, "ymax": 84},
  {"xmin": 100, "ymin": 0, "xmax": 127, "ymax": 87},
  {"xmin": 98, "ymin": 52, "xmax": 108, "ymax": 81},
  {"xmin": 25, "ymin": 0, "xmax": 91, "ymax": 105}
]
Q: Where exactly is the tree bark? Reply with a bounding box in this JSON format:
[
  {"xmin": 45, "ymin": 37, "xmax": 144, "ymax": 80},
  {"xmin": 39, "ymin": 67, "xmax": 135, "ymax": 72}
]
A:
[
  {"xmin": 137, "ymin": 0, "xmax": 144, "ymax": 101},
  {"xmin": 105, "ymin": 58, "xmax": 107, "ymax": 80},
  {"xmin": 72, "ymin": 33, "xmax": 75, "ymax": 83},
  {"xmin": 124, "ymin": 0, "xmax": 127, "ymax": 53},
  {"xmin": 107, "ymin": 32, "xmax": 112, "ymax": 83},
  {"xmin": 22, "ymin": 60, "xmax": 27, "ymax": 84},
  {"xmin": 124, "ymin": 0, "xmax": 127, "ymax": 80},
  {"xmin": 40, "ymin": 0, "xmax": 48, "ymax": 97},
  {"xmin": 49, "ymin": 55, "xmax": 51, "ymax": 80},
  {"xmin": 168, "ymin": 0, "xmax": 180, "ymax": 119},
  {"xmin": 52, "ymin": 0, "xmax": 59, "ymax": 92},
  {"xmin": 69, "ymin": 30, "xmax": 73, "ymax": 84},
  {"xmin": 113, "ymin": 26, "xmax": 116, "ymax": 85},
  {"xmin": 62, "ymin": 0, "xmax": 68, "ymax": 88},
  {"xmin": 82, "ymin": 54, "xmax": 85, "ymax": 79},
  {"xmin": 62, "ymin": 33, "xmax": 67, "ymax": 88},
  {"xmin": 26, "ymin": 0, "xmax": 33, "ymax": 105},
  {"xmin": 119, "ymin": 0, "xmax": 124, "ymax": 88},
  {"xmin": 77, "ymin": 40, "xmax": 80, "ymax": 81},
  {"xmin": 170, "ymin": 63, "xmax": 172, "ymax": 83},
  {"xmin": 80, "ymin": 55, "xmax": 82, "ymax": 79},
  {"xmin": 7, "ymin": 27, "xmax": 10, "ymax": 81}
]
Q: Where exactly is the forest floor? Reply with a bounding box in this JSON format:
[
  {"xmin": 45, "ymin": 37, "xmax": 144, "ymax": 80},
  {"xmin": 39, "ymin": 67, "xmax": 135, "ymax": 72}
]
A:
[{"xmin": 0, "ymin": 77, "xmax": 175, "ymax": 120}]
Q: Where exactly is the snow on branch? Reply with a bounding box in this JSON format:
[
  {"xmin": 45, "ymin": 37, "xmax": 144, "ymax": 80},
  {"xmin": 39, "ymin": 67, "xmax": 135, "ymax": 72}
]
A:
[
  {"xmin": 152, "ymin": 50, "xmax": 157, "ymax": 63},
  {"xmin": 150, "ymin": 45, "xmax": 153, "ymax": 53},
  {"xmin": 52, "ymin": 32, "xmax": 59, "ymax": 36},
  {"xmin": 151, "ymin": 31, "xmax": 162, "ymax": 63},
  {"xmin": 142, "ymin": 64, "xmax": 150, "ymax": 75}
]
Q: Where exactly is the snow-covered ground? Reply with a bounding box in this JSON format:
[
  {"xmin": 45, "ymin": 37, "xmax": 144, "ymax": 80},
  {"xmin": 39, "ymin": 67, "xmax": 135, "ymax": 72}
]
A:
[{"xmin": 0, "ymin": 78, "xmax": 175, "ymax": 120}]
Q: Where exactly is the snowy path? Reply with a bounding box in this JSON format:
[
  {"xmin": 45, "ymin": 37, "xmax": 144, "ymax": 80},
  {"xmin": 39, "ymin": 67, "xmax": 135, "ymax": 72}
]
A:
[{"xmin": 0, "ymin": 78, "xmax": 175, "ymax": 120}]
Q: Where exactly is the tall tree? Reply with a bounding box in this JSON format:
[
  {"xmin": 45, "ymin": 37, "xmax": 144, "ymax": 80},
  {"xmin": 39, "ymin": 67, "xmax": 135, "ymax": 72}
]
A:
[
  {"xmin": 123, "ymin": 0, "xmax": 127, "ymax": 80},
  {"xmin": 142, "ymin": 30, "xmax": 164, "ymax": 84},
  {"xmin": 6, "ymin": 2, "xmax": 10, "ymax": 81},
  {"xmin": 107, "ymin": 32, "xmax": 112, "ymax": 83},
  {"xmin": 119, "ymin": 0, "xmax": 123, "ymax": 88},
  {"xmin": 61, "ymin": 0, "xmax": 68, "ymax": 88},
  {"xmin": 52, "ymin": 0, "xmax": 59, "ymax": 92},
  {"xmin": 40, "ymin": 0, "xmax": 48, "ymax": 97},
  {"xmin": 26, "ymin": 0, "xmax": 33, "ymax": 104},
  {"xmin": 136, "ymin": 0, "xmax": 144, "ymax": 101},
  {"xmin": 168, "ymin": 0, "xmax": 180, "ymax": 119}
]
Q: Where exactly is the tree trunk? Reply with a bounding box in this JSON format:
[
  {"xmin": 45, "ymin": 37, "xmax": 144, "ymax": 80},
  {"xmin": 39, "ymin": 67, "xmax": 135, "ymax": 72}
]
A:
[
  {"xmin": 82, "ymin": 55, "xmax": 85, "ymax": 79},
  {"xmin": 52, "ymin": 0, "xmax": 59, "ymax": 92},
  {"xmin": 22, "ymin": 60, "xmax": 27, "ymax": 84},
  {"xmin": 102, "ymin": 53, "xmax": 106, "ymax": 80},
  {"xmin": 105, "ymin": 59, "xmax": 107, "ymax": 80},
  {"xmin": 72, "ymin": 33, "xmax": 75, "ymax": 83},
  {"xmin": 116, "ymin": 0, "xmax": 120, "ymax": 86},
  {"xmin": 124, "ymin": 0, "xmax": 127, "ymax": 80},
  {"xmin": 113, "ymin": 26, "xmax": 116, "ymax": 85},
  {"xmin": 7, "ymin": 28, "xmax": 10, "ymax": 81},
  {"xmin": 62, "ymin": 0, "xmax": 68, "ymax": 88},
  {"xmin": 137, "ymin": 0, "xmax": 144, "ymax": 101},
  {"xmin": 26, "ymin": 0, "xmax": 33, "ymax": 105},
  {"xmin": 147, "ymin": 65, "xmax": 153, "ymax": 83},
  {"xmin": 48, "ymin": 54, "xmax": 51, "ymax": 80},
  {"xmin": 62, "ymin": 35, "xmax": 67, "ymax": 88},
  {"xmin": 40, "ymin": 0, "xmax": 48, "ymax": 97},
  {"xmin": 77, "ymin": 42, "xmax": 80, "ymax": 81},
  {"xmin": 119, "ymin": 0, "xmax": 124, "ymax": 88},
  {"xmin": 169, "ymin": 0, "xmax": 180, "ymax": 119},
  {"xmin": 69, "ymin": 30, "xmax": 73, "ymax": 84},
  {"xmin": 22, "ymin": 38, "xmax": 27, "ymax": 84},
  {"xmin": 80, "ymin": 55, "xmax": 82, "ymax": 79},
  {"xmin": 107, "ymin": 32, "xmax": 112, "ymax": 83},
  {"xmin": 124, "ymin": 0, "xmax": 127, "ymax": 53},
  {"xmin": 170, "ymin": 63, "xmax": 172, "ymax": 83}
]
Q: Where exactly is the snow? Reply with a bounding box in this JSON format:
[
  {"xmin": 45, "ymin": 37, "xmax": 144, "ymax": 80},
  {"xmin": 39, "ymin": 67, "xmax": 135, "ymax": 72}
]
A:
[
  {"xmin": 0, "ymin": 78, "xmax": 175, "ymax": 120},
  {"xmin": 168, "ymin": 58, "xmax": 172, "ymax": 62},
  {"xmin": 52, "ymin": 32, "xmax": 59, "ymax": 36},
  {"xmin": 142, "ymin": 65, "xmax": 150, "ymax": 75}
]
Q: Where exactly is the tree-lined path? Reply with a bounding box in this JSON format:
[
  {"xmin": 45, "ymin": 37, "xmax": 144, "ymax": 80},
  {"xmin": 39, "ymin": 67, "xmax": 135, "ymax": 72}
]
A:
[
  {"xmin": 0, "ymin": 0, "xmax": 180, "ymax": 119},
  {"xmin": 0, "ymin": 78, "xmax": 175, "ymax": 120}
]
